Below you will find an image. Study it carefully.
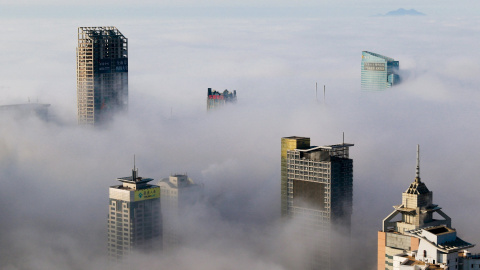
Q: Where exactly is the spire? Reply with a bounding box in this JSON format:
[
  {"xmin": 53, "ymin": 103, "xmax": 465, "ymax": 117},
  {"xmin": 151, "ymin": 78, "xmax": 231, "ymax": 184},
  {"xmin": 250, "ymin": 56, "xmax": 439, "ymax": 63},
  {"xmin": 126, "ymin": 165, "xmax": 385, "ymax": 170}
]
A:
[
  {"xmin": 132, "ymin": 155, "xmax": 138, "ymax": 182},
  {"xmin": 405, "ymin": 144, "xmax": 430, "ymax": 195},
  {"xmin": 415, "ymin": 144, "xmax": 420, "ymax": 183}
]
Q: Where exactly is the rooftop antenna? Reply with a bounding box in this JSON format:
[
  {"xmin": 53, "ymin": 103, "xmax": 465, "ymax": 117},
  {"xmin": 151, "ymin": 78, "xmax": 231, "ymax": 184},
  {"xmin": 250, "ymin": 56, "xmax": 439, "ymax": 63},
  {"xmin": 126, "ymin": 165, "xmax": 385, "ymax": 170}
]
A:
[
  {"xmin": 132, "ymin": 155, "xmax": 137, "ymax": 181},
  {"xmin": 323, "ymin": 85, "xmax": 326, "ymax": 105},
  {"xmin": 415, "ymin": 144, "xmax": 420, "ymax": 182},
  {"xmin": 342, "ymin": 132, "xmax": 345, "ymax": 145}
]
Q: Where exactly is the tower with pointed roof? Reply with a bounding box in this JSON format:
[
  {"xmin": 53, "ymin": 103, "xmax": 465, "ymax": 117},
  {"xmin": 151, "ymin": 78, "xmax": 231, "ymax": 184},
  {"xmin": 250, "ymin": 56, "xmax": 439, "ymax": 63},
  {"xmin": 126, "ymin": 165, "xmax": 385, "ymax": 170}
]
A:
[{"xmin": 378, "ymin": 145, "xmax": 452, "ymax": 270}]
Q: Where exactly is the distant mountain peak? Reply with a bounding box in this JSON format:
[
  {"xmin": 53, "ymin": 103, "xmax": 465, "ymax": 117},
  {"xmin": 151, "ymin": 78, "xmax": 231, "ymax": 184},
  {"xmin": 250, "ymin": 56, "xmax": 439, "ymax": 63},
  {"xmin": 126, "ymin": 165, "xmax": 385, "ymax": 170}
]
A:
[{"xmin": 385, "ymin": 8, "xmax": 426, "ymax": 16}]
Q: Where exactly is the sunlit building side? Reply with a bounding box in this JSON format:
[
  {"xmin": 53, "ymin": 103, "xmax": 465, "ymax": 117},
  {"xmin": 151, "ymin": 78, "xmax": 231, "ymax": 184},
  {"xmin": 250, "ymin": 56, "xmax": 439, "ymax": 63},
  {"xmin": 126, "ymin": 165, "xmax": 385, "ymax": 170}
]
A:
[
  {"xmin": 77, "ymin": 26, "xmax": 128, "ymax": 125},
  {"xmin": 207, "ymin": 88, "xmax": 237, "ymax": 111},
  {"xmin": 378, "ymin": 145, "xmax": 479, "ymax": 270},
  {"xmin": 282, "ymin": 136, "xmax": 354, "ymax": 270},
  {"xmin": 361, "ymin": 51, "xmax": 399, "ymax": 91},
  {"xmin": 108, "ymin": 167, "xmax": 161, "ymax": 261}
]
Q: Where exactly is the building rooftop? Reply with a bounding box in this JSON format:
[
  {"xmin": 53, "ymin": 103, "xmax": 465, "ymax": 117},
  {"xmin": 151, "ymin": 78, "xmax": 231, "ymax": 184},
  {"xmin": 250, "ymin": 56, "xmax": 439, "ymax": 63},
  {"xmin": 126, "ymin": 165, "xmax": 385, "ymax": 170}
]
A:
[
  {"xmin": 110, "ymin": 184, "xmax": 156, "ymax": 191},
  {"xmin": 362, "ymin": 51, "xmax": 396, "ymax": 62},
  {"xmin": 425, "ymin": 226, "xmax": 453, "ymax": 235},
  {"xmin": 283, "ymin": 136, "xmax": 310, "ymax": 140},
  {"xmin": 405, "ymin": 226, "xmax": 475, "ymax": 252}
]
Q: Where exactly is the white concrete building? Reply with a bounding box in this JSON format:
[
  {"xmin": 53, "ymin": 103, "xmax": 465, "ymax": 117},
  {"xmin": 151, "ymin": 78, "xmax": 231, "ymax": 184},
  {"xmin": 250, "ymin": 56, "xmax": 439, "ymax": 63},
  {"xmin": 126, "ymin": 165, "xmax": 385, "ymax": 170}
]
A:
[
  {"xmin": 379, "ymin": 145, "xmax": 478, "ymax": 270},
  {"xmin": 158, "ymin": 174, "xmax": 202, "ymax": 250}
]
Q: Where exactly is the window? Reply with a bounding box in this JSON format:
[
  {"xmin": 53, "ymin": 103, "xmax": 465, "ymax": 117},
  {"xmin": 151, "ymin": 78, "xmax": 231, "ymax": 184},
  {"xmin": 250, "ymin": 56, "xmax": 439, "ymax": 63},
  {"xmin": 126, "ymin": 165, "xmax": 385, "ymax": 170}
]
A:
[{"xmin": 424, "ymin": 250, "xmax": 427, "ymax": 258}]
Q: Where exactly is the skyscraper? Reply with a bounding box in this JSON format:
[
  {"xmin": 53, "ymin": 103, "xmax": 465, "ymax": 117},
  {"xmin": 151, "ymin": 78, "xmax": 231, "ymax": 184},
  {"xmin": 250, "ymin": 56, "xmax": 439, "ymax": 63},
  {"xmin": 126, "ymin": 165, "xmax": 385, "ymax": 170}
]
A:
[
  {"xmin": 108, "ymin": 167, "xmax": 161, "ymax": 260},
  {"xmin": 158, "ymin": 174, "xmax": 202, "ymax": 250},
  {"xmin": 77, "ymin": 26, "xmax": 128, "ymax": 125},
  {"xmin": 207, "ymin": 88, "xmax": 237, "ymax": 111},
  {"xmin": 361, "ymin": 51, "xmax": 399, "ymax": 91},
  {"xmin": 378, "ymin": 145, "xmax": 478, "ymax": 270},
  {"xmin": 282, "ymin": 136, "xmax": 354, "ymax": 270}
]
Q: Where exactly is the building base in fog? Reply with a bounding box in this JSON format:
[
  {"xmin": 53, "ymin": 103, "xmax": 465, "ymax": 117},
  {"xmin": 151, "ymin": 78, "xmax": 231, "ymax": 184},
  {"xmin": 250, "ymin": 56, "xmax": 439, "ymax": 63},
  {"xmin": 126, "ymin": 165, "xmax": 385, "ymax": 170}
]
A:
[{"xmin": 207, "ymin": 88, "xmax": 237, "ymax": 111}]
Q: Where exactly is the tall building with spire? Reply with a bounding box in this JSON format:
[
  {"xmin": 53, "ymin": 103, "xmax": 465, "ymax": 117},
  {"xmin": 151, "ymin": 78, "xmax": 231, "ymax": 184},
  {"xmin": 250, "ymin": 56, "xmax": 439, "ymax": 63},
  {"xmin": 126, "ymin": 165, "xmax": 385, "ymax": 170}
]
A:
[
  {"xmin": 282, "ymin": 136, "xmax": 354, "ymax": 270},
  {"xmin": 378, "ymin": 145, "xmax": 478, "ymax": 270},
  {"xmin": 77, "ymin": 26, "xmax": 128, "ymax": 125},
  {"xmin": 108, "ymin": 166, "xmax": 161, "ymax": 260}
]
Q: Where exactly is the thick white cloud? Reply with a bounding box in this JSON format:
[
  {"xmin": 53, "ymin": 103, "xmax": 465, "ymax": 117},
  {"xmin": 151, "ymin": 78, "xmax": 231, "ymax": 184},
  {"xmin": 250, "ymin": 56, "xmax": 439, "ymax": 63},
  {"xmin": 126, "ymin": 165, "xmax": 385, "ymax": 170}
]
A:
[{"xmin": 0, "ymin": 11, "xmax": 479, "ymax": 270}]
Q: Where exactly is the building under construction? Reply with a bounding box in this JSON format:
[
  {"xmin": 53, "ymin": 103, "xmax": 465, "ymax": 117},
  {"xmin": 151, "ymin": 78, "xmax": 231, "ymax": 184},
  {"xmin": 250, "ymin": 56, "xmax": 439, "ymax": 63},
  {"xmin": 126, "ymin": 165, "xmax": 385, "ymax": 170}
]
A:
[
  {"xmin": 77, "ymin": 26, "xmax": 128, "ymax": 125},
  {"xmin": 281, "ymin": 136, "xmax": 354, "ymax": 270}
]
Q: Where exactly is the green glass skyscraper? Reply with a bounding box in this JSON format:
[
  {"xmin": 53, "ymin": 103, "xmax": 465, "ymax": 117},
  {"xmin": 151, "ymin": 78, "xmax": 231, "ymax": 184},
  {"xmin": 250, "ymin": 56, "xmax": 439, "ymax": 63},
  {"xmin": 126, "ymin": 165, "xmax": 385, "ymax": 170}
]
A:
[{"xmin": 361, "ymin": 51, "xmax": 399, "ymax": 91}]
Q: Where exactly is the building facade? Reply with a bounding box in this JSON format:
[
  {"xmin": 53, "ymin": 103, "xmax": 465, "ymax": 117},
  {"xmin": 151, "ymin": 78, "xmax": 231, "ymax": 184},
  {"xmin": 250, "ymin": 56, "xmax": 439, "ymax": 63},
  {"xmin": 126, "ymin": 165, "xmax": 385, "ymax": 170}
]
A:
[
  {"xmin": 361, "ymin": 51, "xmax": 399, "ymax": 91},
  {"xmin": 108, "ymin": 168, "xmax": 161, "ymax": 260},
  {"xmin": 282, "ymin": 136, "xmax": 354, "ymax": 270},
  {"xmin": 158, "ymin": 174, "xmax": 202, "ymax": 250},
  {"xmin": 379, "ymin": 146, "xmax": 477, "ymax": 270},
  {"xmin": 77, "ymin": 26, "xmax": 128, "ymax": 125},
  {"xmin": 207, "ymin": 88, "xmax": 237, "ymax": 111}
]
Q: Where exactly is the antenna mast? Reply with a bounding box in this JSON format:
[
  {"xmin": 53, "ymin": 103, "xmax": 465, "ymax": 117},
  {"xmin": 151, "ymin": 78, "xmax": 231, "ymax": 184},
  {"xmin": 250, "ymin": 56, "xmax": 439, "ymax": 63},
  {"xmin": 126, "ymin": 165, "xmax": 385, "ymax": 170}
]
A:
[
  {"xmin": 323, "ymin": 85, "xmax": 326, "ymax": 104},
  {"xmin": 415, "ymin": 145, "xmax": 420, "ymax": 182}
]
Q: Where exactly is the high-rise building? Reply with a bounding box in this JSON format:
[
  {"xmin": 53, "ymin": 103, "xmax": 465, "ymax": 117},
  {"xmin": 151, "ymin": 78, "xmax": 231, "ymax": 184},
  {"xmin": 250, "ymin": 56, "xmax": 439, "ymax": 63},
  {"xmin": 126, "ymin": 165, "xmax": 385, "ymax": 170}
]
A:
[
  {"xmin": 378, "ymin": 145, "xmax": 478, "ymax": 270},
  {"xmin": 0, "ymin": 103, "xmax": 50, "ymax": 121},
  {"xmin": 361, "ymin": 51, "xmax": 399, "ymax": 91},
  {"xmin": 77, "ymin": 26, "xmax": 128, "ymax": 125},
  {"xmin": 207, "ymin": 88, "xmax": 237, "ymax": 111},
  {"xmin": 282, "ymin": 136, "xmax": 354, "ymax": 270},
  {"xmin": 108, "ymin": 167, "xmax": 161, "ymax": 260},
  {"xmin": 158, "ymin": 174, "xmax": 202, "ymax": 250}
]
